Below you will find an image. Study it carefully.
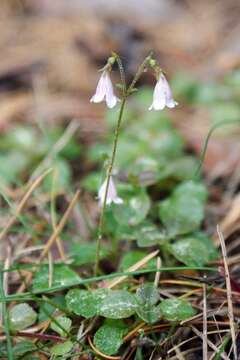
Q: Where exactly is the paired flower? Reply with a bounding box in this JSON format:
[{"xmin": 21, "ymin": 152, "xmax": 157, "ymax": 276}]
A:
[
  {"xmin": 98, "ymin": 176, "xmax": 123, "ymax": 207},
  {"xmin": 149, "ymin": 73, "xmax": 178, "ymax": 111},
  {"xmin": 90, "ymin": 70, "xmax": 119, "ymax": 109},
  {"xmin": 90, "ymin": 69, "xmax": 177, "ymax": 112}
]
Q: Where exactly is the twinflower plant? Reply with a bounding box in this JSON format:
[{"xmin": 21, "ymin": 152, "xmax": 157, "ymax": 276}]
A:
[{"xmin": 90, "ymin": 52, "xmax": 178, "ymax": 274}]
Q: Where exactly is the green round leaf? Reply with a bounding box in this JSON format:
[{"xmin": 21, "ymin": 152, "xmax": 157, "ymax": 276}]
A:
[
  {"xmin": 170, "ymin": 237, "xmax": 209, "ymax": 266},
  {"xmin": 50, "ymin": 316, "xmax": 72, "ymax": 337},
  {"xmin": 66, "ymin": 288, "xmax": 110, "ymax": 318},
  {"xmin": 9, "ymin": 303, "xmax": 37, "ymax": 331},
  {"xmin": 136, "ymin": 304, "xmax": 162, "ymax": 324},
  {"xmin": 94, "ymin": 319, "xmax": 127, "ymax": 355},
  {"xmin": 32, "ymin": 264, "xmax": 80, "ymax": 292},
  {"xmin": 159, "ymin": 298, "xmax": 196, "ymax": 322},
  {"xmin": 135, "ymin": 221, "xmax": 165, "ymax": 247},
  {"xmin": 70, "ymin": 243, "xmax": 109, "ymax": 266},
  {"xmin": 13, "ymin": 341, "xmax": 37, "ymax": 357},
  {"xmin": 99, "ymin": 290, "xmax": 138, "ymax": 319},
  {"xmin": 135, "ymin": 283, "xmax": 159, "ymax": 306},
  {"xmin": 50, "ymin": 340, "xmax": 73, "ymax": 356},
  {"xmin": 113, "ymin": 191, "xmax": 150, "ymax": 226},
  {"xmin": 159, "ymin": 181, "xmax": 207, "ymax": 236}
]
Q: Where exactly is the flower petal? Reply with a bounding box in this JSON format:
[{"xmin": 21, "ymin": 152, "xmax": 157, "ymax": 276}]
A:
[
  {"xmin": 90, "ymin": 71, "xmax": 108, "ymax": 104},
  {"xmin": 113, "ymin": 197, "xmax": 123, "ymax": 204},
  {"xmin": 106, "ymin": 94, "xmax": 119, "ymax": 108}
]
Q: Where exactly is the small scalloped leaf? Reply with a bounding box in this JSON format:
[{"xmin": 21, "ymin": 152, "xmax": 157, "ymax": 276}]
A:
[
  {"xmin": 50, "ymin": 340, "xmax": 73, "ymax": 356},
  {"xmin": 94, "ymin": 319, "xmax": 127, "ymax": 355},
  {"xmin": 135, "ymin": 283, "xmax": 159, "ymax": 306},
  {"xmin": 99, "ymin": 290, "xmax": 138, "ymax": 319},
  {"xmin": 50, "ymin": 316, "xmax": 72, "ymax": 337},
  {"xmin": 66, "ymin": 288, "xmax": 110, "ymax": 318},
  {"xmin": 9, "ymin": 303, "xmax": 37, "ymax": 331},
  {"xmin": 159, "ymin": 298, "xmax": 196, "ymax": 322}
]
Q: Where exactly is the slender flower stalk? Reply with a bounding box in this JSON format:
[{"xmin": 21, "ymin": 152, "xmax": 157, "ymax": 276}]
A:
[
  {"xmin": 95, "ymin": 96, "xmax": 126, "ymax": 275},
  {"xmin": 92, "ymin": 53, "xmax": 178, "ymax": 275}
]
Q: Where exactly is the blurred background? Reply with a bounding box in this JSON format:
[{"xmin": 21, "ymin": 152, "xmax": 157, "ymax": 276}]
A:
[{"xmin": 0, "ymin": 0, "xmax": 240, "ymax": 187}]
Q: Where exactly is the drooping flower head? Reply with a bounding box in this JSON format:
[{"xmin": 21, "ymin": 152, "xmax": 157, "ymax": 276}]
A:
[
  {"xmin": 90, "ymin": 70, "xmax": 119, "ymax": 109},
  {"xmin": 98, "ymin": 176, "xmax": 123, "ymax": 207},
  {"xmin": 149, "ymin": 73, "xmax": 178, "ymax": 111}
]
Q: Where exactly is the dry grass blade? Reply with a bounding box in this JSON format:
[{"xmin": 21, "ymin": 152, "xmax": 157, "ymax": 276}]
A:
[
  {"xmin": 154, "ymin": 256, "xmax": 162, "ymax": 287},
  {"xmin": 191, "ymin": 326, "xmax": 229, "ymax": 360},
  {"xmin": 217, "ymin": 225, "xmax": 237, "ymax": 360},
  {"xmin": 106, "ymin": 249, "xmax": 159, "ymax": 289},
  {"xmin": 29, "ymin": 119, "xmax": 80, "ymax": 181},
  {"xmin": 16, "ymin": 190, "xmax": 80, "ymax": 294},
  {"xmin": 203, "ymin": 282, "xmax": 208, "ymax": 360},
  {"xmin": 0, "ymin": 168, "xmax": 52, "ymax": 242}
]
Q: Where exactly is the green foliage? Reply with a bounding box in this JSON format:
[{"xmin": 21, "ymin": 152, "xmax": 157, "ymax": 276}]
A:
[
  {"xmin": 12, "ymin": 341, "xmax": 37, "ymax": 357},
  {"xmin": 70, "ymin": 242, "xmax": 109, "ymax": 266},
  {"xmin": 159, "ymin": 181, "xmax": 207, "ymax": 237},
  {"xmin": 135, "ymin": 283, "xmax": 159, "ymax": 306},
  {"xmin": 38, "ymin": 295, "xmax": 66, "ymax": 322},
  {"xmin": 119, "ymin": 250, "xmax": 155, "ymax": 270},
  {"xmin": 32, "ymin": 264, "xmax": 80, "ymax": 292},
  {"xmin": 93, "ymin": 319, "xmax": 127, "ymax": 355},
  {"xmin": 159, "ymin": 298, "xmax": 196, "ymax": 322},
  {"xmin": 50, "ymin": 340, "xmax": 73, "ymax": 356},
  {"xmin": 0, "ymin": 125, "xmax": 81, "ymax": 188},
  {"xmin": 66, "ymin": 288, "xmax": 110, "ymax": 318},
  {"xmin": 9, "ymin": 303, "xmax": 37, "ymax": 331},
  {"xmin": 135, "ymin": 221, "xmax": 166, "ymax": 247},
  {"xmin": 42, "ymin": 158, "xmax": 72, "ymax": 192},
  {"xmin": 169, "ymin": 232, "xmax": 218, "ymax": 266},
  {"xmin": 99, "ymin": 290, "xmax": 138, "ymax": 319},
  {"xmin": 135, "ymin": 283, "xmax": 161, "ymax": 324},
  {"xmin": 50, "ymin": 316, "xmax": 72, "ymax": 337},
  {"xmin": 113, "ymin": 189, "xmax": 150, "ymax": 226}
]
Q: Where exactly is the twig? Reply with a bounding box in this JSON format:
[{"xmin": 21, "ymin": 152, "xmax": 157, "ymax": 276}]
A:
[{"xmin": 217, "ymin": 225, "xmax": 237, "ymax": 360}]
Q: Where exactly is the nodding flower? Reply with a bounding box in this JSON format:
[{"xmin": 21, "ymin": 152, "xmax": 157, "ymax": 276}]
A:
[
  {"xmin": 90, "ymin": 70, "xmax": 119, "ymax": 109},
  {"xmin": 149, "ymin": 73, "xmax": 178, "ymax": 111},
  {"xmin": 98, "ymin": 176, "xmax": 123, "ymax": 207}
]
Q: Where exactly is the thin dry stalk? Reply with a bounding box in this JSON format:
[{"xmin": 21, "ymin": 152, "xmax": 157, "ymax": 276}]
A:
[
  {"xmin": 0, "ymin": 168, "xmax": 52, "ymax": 242},
  {"xmin": 174, "ymin": 345, "xmax": 185, "ymax": 360},
  {"xmin": 202, "ymin": 282, "xmax": 208, "ymax": 360},
  {"xmin": 154, "ymin": 256, "xmax": 161, "ymax": 287},
  {"xmin": 16, "ymin": 190, "xmax": 80, "ymax": 294},
  {"xmin": 48, "ymin": 252, "xmax": 53, "ymax": 288},
  {"xmin": 106, "ymin": 249, "xmax": 159, "ymax": 289},
  {"xmin": 40, "ymin": 190, "xmax": 80, "ymax": 260},
  {"xmin": 50, "ymin": 169, "xmax": 66, "ymax": 261},
  {"xmin": 217, "ymin": 225, "xmax": 237, "ymax": 360},
  {"xmin": 30, "ymin": 120, "xmax": 80, "ymax": 181},
  {"xmin": 0, "ymin": 247, "xmax": 11, "ymax": 328},
  {"xmin": 191, "ymin": 326, "xmax": 229, "ymax": 360}
]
